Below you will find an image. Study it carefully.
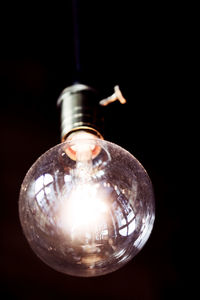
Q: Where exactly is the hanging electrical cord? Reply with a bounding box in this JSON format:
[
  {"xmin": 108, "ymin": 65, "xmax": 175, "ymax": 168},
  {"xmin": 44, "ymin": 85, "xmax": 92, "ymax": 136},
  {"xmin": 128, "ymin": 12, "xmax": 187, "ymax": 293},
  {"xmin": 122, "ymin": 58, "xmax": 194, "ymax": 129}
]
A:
[{"xmin": 72, "ymin": 0, "xmax": 81, "ymax": 81}]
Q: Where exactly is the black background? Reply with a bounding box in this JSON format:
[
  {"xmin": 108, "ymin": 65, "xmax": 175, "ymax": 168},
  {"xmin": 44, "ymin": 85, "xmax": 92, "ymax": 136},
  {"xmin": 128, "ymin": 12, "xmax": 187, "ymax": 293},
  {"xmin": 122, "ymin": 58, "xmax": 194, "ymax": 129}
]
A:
[{"xmin": 0, "ymin": 1, "xmax": 190, "ymax": 299}]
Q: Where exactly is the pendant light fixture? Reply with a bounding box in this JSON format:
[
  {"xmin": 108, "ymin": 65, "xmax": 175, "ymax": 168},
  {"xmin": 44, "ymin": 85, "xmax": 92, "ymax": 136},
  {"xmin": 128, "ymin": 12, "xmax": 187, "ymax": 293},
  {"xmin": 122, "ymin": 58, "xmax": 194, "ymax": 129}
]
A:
[{"xmin": 19, "ymin": 0, "xmax": 155, "ymax": 277}]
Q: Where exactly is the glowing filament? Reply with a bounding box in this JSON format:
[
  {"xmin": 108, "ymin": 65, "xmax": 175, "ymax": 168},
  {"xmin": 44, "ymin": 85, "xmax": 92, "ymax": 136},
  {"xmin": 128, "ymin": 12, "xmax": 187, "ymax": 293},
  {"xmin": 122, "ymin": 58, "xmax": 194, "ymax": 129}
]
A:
[{"xmin": 59, "ymin": 184, "xmax": 108, "ymax": 235}]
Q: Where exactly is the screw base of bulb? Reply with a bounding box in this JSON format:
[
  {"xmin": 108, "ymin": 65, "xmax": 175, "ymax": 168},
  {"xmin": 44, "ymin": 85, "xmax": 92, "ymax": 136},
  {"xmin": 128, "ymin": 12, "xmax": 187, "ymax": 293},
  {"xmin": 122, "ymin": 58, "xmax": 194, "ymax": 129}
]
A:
[
  {"xmin": 57, "ymin": 83, "xmax": 104, "ymax": 141},
  {"xmin": 62, "ymin": 126, "xmax": 103, "ymax": 142}
]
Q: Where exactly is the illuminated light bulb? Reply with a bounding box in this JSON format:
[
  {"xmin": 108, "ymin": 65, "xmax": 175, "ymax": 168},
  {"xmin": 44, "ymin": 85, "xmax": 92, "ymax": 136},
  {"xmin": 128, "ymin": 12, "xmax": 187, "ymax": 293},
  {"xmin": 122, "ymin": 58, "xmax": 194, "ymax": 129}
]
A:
[{"xmin": 19, "ymin": 84, "xmax": 155, "ymax": 277}]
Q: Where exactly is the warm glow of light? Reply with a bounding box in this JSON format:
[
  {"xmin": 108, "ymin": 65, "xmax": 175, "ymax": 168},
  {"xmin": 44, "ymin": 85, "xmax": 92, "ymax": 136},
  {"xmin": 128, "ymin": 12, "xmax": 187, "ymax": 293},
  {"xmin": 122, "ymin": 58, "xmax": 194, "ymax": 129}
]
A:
[
  {"xmin": 59, "ymin": 183, "xmax": 108, "ymax": 235},
  {"xmin": 65, "ymin": 131, "xmax": 101, "ymax": 161}
]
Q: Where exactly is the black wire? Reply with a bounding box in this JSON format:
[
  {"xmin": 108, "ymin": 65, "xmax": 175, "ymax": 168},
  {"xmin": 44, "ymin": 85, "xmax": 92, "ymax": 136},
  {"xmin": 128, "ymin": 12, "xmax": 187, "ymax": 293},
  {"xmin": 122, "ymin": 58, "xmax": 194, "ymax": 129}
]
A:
[{"xmin": 72, "ymin": 0, "xmax": 81, "ymax": 82}]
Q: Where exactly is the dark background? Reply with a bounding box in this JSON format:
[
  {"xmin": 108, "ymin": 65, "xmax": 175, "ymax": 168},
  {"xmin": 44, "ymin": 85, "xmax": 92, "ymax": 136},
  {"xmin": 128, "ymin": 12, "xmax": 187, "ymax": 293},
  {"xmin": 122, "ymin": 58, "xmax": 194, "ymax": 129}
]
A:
[{"xmin": 0, "ymin": 1, "xmax": 190, "ymax": 299}]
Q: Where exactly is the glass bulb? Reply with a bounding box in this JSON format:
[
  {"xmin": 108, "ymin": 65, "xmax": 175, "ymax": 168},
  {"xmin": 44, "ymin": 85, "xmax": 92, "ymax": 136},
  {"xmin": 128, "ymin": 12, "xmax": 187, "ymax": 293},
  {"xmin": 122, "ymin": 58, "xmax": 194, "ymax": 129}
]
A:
[{"xmin": 19, "ymin": 132, "xmax": 155, "ymax": 277}]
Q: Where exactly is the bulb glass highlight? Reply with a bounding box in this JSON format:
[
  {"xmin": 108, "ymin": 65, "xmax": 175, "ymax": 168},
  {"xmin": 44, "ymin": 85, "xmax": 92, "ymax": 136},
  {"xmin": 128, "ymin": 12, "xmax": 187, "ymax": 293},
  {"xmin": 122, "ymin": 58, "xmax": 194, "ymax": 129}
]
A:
[{"xmin": 19, "ymin": 133, "xmax": 155, "ymax": 277}]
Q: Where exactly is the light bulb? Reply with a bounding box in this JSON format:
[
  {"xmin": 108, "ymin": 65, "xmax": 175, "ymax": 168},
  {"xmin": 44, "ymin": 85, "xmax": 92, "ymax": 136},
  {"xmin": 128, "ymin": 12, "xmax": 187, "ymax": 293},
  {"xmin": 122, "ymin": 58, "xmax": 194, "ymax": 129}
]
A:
[{"xmin": 19, "ymin": 130, "xmax": 155, "ymax": 277}]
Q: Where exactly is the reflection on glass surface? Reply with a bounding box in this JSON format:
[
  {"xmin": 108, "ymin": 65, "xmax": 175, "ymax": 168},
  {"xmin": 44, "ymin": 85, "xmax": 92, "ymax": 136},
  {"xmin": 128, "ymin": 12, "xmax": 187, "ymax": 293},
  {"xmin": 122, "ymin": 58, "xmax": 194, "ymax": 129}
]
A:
[{"xmin": 19, "ymin": 138, "xmax": 155, "ymax": 277}]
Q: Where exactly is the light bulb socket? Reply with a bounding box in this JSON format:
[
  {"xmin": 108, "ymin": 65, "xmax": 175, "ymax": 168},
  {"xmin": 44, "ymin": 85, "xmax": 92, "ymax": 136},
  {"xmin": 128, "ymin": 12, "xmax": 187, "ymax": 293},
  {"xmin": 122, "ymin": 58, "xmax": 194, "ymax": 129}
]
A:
[{"xmin": 57, "ymin": 83, "xmax": 104, "ymax": 141}]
